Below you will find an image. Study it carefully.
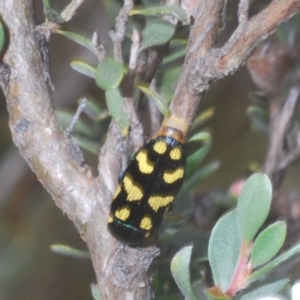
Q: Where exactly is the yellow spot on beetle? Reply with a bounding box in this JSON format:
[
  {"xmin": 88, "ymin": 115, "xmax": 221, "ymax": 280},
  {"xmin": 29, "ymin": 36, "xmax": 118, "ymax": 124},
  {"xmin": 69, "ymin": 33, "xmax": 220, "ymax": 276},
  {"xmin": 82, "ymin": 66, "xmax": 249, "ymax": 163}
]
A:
[
  {"xmin": 113, "ymin": 185, "xmax": 122, "ymax": 199},
  {"xmin": 140, "ymin": 216, "xmax": 152, "ymax": 230},
  {"xmin": 170, "ymin": 147, "xmax": 182, "ymax": 160},
  {"xmin": 107, "ymin": 215, "xmax": 114, "ymax": 223},
  {"xmin": 115, "ymin": 206, "xmax": 131, "ymax": 221},
  {"xmin": 123, "ymin": 174, "xmax": 143, "ymax": 201},
  {"xmin": 153, "ymin": 141, "xmax": 167, "ymax": 154},
  {"xmin": 163, "ymin": 167, "xmax": 184, "ymax": 184},
  {"xmin": 136, "ymin": 149, "xmax": 154, "ymax": 174},
  {"xmin": 148, "ymin": 195, "xmax": 174, "ymax": 212}
]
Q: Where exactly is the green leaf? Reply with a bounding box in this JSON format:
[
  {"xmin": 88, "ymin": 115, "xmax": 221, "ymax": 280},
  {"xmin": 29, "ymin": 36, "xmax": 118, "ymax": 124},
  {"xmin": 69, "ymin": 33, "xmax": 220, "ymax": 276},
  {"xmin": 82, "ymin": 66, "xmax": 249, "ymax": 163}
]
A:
[
  {"xmin": 0, "ymin": 20, "xmax": 5, "ymax": 55},
  {"xmin": 163, "ymin": 192, "xmax": 194, "ymax": 230},
  {"xmin": 157, "ymin": 65, "xmax": 181, "ymax": 102},
  {"xmin": 186, "ymin": 132, "xmax": 211, "ymax": 157},
  {"xmin": 136, "ymin": 83, "xmax": 170, "ymax": 117},
  {"xmin": 192, "ymin": 280, "xmax": 209, "ymax": 300},
  {"xmin": 130, "ymin": 5, "xmax": 188, "ymax": 23},
  {"xmin": 236, "ymin": 278, "xmax": 289, "ymax": 300},
  {"xmin": 91, "ymin": 284, "xmax": 102, "ymax": 300},
  {"xmin": 191, "ymin": 107, "xmax": 215, "ymax": 132},
  {"xmin": 167, "ymin": 228, "xmax": 209, "ymax": 260},
  {"xmin": 71, "ymin": 134, "xmax": 100, "ymax": 155},
  {"xmin": 208, "ymin": 210, "xmax": 241, "ymax": 292},
  {"xmin": 163, "ymin": 48, "xmax": 186, "ymax": 65},
  {"xmin": 103, "ymin": 0, "xmax": 122, "ymax": 24},
  {"xmin": 83, "ymin": 98, "xmax": 106, "ymax": 122},
  {"xmin": 180, "ymin": 161, "xmax": 219, "ymax": 195},
  {"xmin": 248, "ymin": 243, "xmax": 300, "ymax": 284},
  {"xmin": 42, "ymin": 0, "xmax": 51, "ymax": 10},
  {"xmin": 246, "ymin": 106, "xmax": 269, "ymax": 134},
  {"xmin": 250, "ymin": 221, "xmax": 286, "ymax": 268},
  {"xmin": 105, "ymin": 89, "xmax": 130, "ymax": 135},
  {"xmin": 170, "ymin": 246, "xmax": 198, "ymax": 300},
  {"xmin": 71, "ymin": 61, "xmax": 96, "ymax": 78},
  {"xmin": 185, "ymin": 132, "xmax": 212, "ymax": 176},
  {"xmin": 55, "ymin": 110, "xmax": 94, "ymax": 137},
  {"xmin": 237, "ymin": 173, "xmax": 272, "ymax": 243},
  {"xmin": 96, "ymin": 58, "xmax": 125, "ymax": 90},
  {"xmin": 56, "ymin": 30, "xmax": 94, "ymax": 52},
  {"xmin": 50, "ymin": 244, "xmax": 90, "ymax": 259},
  {"xmin": 140, "ymin": 20, "xmax": 175, "ymax": 52},
  {"xmin": 42, "ymin": 0, "xmax": 63, "ymax": 22}
]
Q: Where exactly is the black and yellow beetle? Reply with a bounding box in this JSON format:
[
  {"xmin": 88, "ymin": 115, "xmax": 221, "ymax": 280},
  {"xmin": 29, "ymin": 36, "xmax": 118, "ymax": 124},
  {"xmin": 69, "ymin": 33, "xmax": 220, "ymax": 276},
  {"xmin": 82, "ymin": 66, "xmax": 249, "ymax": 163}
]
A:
[{"xmin": 107, "ymin": 116, "xmax": 189, "ymax": 247}]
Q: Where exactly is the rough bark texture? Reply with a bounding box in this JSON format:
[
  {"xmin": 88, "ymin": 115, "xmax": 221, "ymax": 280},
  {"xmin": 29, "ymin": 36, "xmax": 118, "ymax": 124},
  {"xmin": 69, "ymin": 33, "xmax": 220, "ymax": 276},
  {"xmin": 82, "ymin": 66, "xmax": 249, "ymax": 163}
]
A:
[{"xmin": 1, "ymin": 0, "xmax": 300, "ymax": 299}]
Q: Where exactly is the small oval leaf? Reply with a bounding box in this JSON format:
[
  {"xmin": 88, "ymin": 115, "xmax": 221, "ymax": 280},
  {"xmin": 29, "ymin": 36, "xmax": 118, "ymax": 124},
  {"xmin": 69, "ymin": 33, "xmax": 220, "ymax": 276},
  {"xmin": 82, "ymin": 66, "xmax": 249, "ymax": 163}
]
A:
[
  {"xmin": 236, "ymin": 278, "xmax": 289, "ymax": 300},
  {"xmin": 191, "ymin": 107, "xmax": 215, "ymax": 132},
  {"xmin": 185, "ymin": 132, "xmax": 212, "ymax": 176},
  {"xmin": 0, "ymin": 20, "xmax": 5, "ymax": 55},
  {"xmin": 56, "ymin": 30, "xmax": 94, "ymax": 52},
  {"xmin": 208, "ymin": 210, "xmax": 241, "ymax": 292},
  {"xmin": 237, "ymin": 173, "xmax": 272, "ymax": 243},
  {"xmin": 180, "ymin": 161, "xmax": 219, "ymax": 195},
  {"xmin": 130, "ymin": 5, "xmax": 188, "ymax": 23},
  {"xmin": 96, "ymin": 58, "xmax": 125, "ymax": 90},
  {"xmin": 55, "ymin": 110, "xmax": 94, "ymax": 137},
  {"xmin": 170, "ymin": 246, "xmax": 198, "ymax": 300},
  {"xmin": 162, "ymin": 48, "xmax": 186, "ymax": 65},
  {"xmin": 50, "ymin": 244, "xmax": 90, "ymax": 259},
  {"xmin": 71, "ymin": 61, "xmax": 96, "ymax": 78},
  {"xmin": 185, "ymin": 132, "xmax": 211, "ymax": 157},
  {"xmin": 248, "ymin": 243, "xmax": 300, "ymax": 284},
  {"xmin": 91, "ymin": 283, "xmax": 102, "ymax": 300},
  {"xmin": 250, "ymin": 221, "xmax": 286, "ymax": 268},
  {"xmin": 71, "ymin": 134, "xmax": 100, "ymax": 155},
  {"xmin": 105, "ymin": 89, "xmax": 130, "ymax": 135},
  {"xmin": 43, "ymin": 0, "xmax": 63, "ymax": 23},
  {"xmin": 157, "ymin": 65, "xmax": 181, "ymax": 102},
  {"xmin": 136, "ymin": 83, "xmax": 170, "ymax": 117},
  {"xmin": 192, "ymin": 280, "xmax": 209, "ymax": 300},
  {"xmin": 83, "ymin": 98, "xmax": 105, "ymax": 122},
  {"xmin": 140, "ymin": 20, "xmax": 175, "ymax": 52}
]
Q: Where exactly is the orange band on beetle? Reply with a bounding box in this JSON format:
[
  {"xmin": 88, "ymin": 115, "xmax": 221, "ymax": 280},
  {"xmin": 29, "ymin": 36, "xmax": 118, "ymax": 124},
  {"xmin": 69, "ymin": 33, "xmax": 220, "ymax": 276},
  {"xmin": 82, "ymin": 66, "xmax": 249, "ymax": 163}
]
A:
[{"xmin": 157, "ymin": 115, "xmax": 189, "ymax": 143}]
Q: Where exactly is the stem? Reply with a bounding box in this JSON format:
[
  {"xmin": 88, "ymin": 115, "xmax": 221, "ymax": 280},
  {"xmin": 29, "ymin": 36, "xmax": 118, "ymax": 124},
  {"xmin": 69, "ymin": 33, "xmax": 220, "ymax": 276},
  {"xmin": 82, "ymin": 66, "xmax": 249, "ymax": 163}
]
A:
[{"xmin": 226, "ymin": 243, "xmax": 252, "ymax": 298}]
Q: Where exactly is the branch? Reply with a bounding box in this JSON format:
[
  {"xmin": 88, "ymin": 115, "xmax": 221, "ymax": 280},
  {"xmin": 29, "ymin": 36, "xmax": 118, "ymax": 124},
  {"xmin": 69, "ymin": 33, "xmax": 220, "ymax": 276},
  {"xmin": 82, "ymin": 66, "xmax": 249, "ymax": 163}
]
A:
[
  {"xmin": 237, "ymin": 0, "xmax": 250, "ymax": 24},
  {"xmin": 246, "ymin": 40, "xmax": 300, "ymax": 189},
  {"xmin": 0, "ymin": 0, "xmax": 95, "ymax": 226},
  {"xmin": 170, "ymin": 0, "xmax": 300, "ymax": 127},
  {"xmin": 60, "ymin": 0, "xmax": 86, "ymax": 22},
  {"xmin": 264, "ymin": 85, "xmax": 300, "ymax": 187},
  {"xmin": 109, "ymin": 0, "xmax": 134, "ymax": 63},
  {"xmin": 279, "ymin": 134, "xmax": 300, "ymax": 171}
]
